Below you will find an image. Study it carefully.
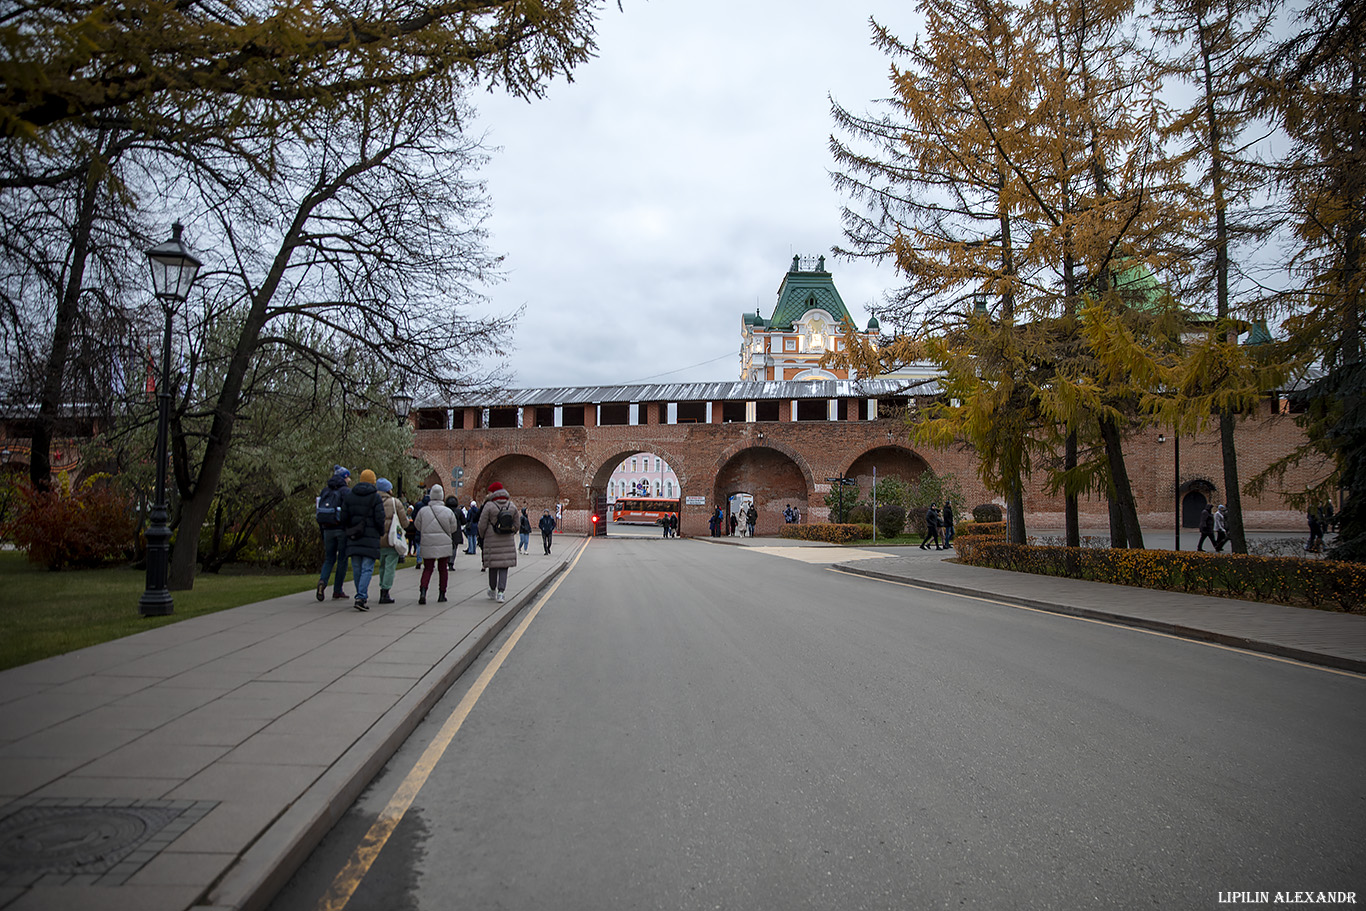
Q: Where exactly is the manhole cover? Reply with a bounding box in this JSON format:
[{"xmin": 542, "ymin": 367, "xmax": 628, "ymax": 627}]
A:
[{"xmin": 0, "ymin": 799, "xmax": 217, "ymax": 886}]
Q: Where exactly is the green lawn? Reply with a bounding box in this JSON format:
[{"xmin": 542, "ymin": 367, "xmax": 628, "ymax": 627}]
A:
[{"xmin": 0, "ymin": 551, "xmax": 321, "ymax": 671}]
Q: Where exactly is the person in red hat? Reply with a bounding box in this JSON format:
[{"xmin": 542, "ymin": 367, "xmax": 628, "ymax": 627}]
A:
[{"xmin": 476, "ymin": 482, "xmax": 519, "ymax": 602}]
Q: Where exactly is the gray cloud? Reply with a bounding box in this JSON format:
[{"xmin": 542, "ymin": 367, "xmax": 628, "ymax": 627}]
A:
[{"xmin": 470, "ymin": 0, "xmax": 923, "ymax": 388}]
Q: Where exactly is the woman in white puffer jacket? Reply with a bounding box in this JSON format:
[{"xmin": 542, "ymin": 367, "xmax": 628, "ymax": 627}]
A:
[{"xmin": 414, "ymin": 484, "xmax": 456, "ymax": 604}]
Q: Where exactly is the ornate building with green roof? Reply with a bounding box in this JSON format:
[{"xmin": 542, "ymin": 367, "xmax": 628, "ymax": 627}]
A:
[{"xmin": 740, "ymin": 255, "xmax": 880, "ymax": 381}]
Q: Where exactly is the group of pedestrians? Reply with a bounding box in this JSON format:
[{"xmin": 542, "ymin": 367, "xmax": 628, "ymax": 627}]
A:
[
  {"xmin": 315, "ymin": 467, "xmax": 556, "ymax": 612},
  {"xmin": 919, "ymin": 502, "xmax": 955, "ymax": 550},
  {"xmin": 1196, "ymin": 503, "xmax": 1231, "ymax": 552}
]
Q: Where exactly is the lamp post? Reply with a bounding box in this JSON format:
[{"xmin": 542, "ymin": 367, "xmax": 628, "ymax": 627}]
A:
[
  {"xmin": 1158, "ymin": 432, "xmax": 1180, "ymax": 551},
  {"xmin": 139, "ymin": 224, "xmax": 201, "ymax": 617},
  {"xmin": 390, "ymin": 391, "xmax": 412, "ymax": 499}
]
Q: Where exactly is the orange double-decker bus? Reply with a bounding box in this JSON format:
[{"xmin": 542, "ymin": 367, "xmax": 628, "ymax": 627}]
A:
[{"xmin": 611, "ymin": 497, "xmax": 680, "ymax": 525}]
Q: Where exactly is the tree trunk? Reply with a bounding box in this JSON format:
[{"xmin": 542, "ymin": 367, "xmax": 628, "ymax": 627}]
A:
[
  {"xmin": 1107, "ymin": 493, "xmax": 1127, "ymax": 548},
  {"xmin": 1099, "ymin": 416, "xmax": 1144, "ymax": 549},
  {"xmin": 1007, "ymin": 473, "xmax": 1027, "ymax": 545},
  {"xmin": 1219, "ymin": 411, "xmax": 1247, "ymax": 553},
  {"xmin": 1065, "ymin": 430, "xmax": 1080, "ymax": 547},
  {"xmin": 30, "ymin": 143, "xmax": 103, "ymax": 490}
]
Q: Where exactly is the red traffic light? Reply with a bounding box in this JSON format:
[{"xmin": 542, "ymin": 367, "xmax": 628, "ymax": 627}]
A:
[{"xmin": 591, "ymin": 514, "xmax": 599, "ymax": 523}]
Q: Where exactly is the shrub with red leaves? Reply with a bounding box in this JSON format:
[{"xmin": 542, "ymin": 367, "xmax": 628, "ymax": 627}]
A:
[{"xmin": 2, "ymin": 477, "xmax": 136, "ymax": 570}]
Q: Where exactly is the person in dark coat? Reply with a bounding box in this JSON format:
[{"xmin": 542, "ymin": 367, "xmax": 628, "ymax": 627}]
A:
[
  {"xmin": 919, "ymin": 503, "xmax": 942, "ymax": 550},
  {"xmin": 315, "ymin": 466, "xmax": 351, "ymax": 601},
  {"xmin": 539, "ymin": 509, "xmax": 556, "ymax": 554},
  {"xmin": 1196, "ymin": 504, "xmax": 1215, "ymax": 551},
  {"xmin": 1307, "ymin": 507, "xmax": 1324, "ymax": 553},
  {"xmin": 518, "ymin": 508, "xmax": 532, "ymax": 554},
  {"xmin": 465, "ymin": 500, "xmax": 481, "ymax": 554},
  {"xmin": 942, "ymin": 501, "xmax": 956, "ymax": 547},
  {"xmin": 339, "ymin": 469, "xmax": 386, "ymax": 611},
  {"xmin": 450, "ymin": 497, "xmax": 467, "ymax": 566}
]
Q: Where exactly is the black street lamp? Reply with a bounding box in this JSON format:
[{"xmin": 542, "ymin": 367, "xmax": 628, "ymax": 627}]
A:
[
  {"xmin": 390, "ymin": 391, "xmax": 412, "ymax": 498},
  {"xmin": 1158, "ymin": 431, "xmax": 1180, "ymax": 551},
  {"xmin": 139, "ymin": 224, "xmax": 201, "ymax": 617}
]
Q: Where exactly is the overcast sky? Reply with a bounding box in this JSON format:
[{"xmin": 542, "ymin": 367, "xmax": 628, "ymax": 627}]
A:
[{"xmin": 470, "ymin": 0, "xmax": 924, "ymax": 390}]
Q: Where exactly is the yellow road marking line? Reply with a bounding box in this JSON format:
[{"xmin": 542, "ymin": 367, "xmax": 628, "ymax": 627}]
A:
[
  {"xmin": 317, "ymin": 541, "xmax": 590, "ymax": 911},
  {"xmin": 832, "ymin": 567, "xmax": 1366, "ymax": 682}
]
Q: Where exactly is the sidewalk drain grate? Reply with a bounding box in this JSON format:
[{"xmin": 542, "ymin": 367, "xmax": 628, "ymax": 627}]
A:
[{"xmin": 0, "ymin": 798, "xmax": 218, "ymax": 887}]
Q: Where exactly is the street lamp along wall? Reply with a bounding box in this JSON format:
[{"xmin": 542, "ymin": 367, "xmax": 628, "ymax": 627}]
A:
[
  {"xmin": 390, "ymin": 391, "xmax": 413, "ymax": 498},
  {"xmin": 139, "ymin": 224, "xmax": 202, "ymax": 618}
]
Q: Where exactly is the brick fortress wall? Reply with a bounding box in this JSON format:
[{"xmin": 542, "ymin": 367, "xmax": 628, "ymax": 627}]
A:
[{"xmin": 413, "ymin": 399, "xmax": 1326, "ymax": 538}]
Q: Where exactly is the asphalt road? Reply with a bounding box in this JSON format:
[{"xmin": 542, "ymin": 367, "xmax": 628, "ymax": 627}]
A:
[{"xmin": 270, "ymin": 537, "xmax": 1366, "ymax": 911}]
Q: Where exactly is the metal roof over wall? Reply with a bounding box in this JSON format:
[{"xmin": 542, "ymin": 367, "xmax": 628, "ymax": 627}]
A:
[{"xmin": 425, "ymin": 378, "xmax": 943, "ymax": 410}]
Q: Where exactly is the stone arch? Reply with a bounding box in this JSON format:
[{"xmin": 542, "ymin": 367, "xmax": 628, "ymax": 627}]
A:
[
  {"xmin": 587, "ymin": 443, "xmax": 692, "ymax": 494},
  {"xmin": 711, "ymin": 437, "xmax": 816, "ymax": 494},
  {"xmin": 843, "ymin": 445, "xmax": 935, "ymax": 489},
  {"xmin": 712, "ymin": 443, "xmax": 813, "ymax": 534},
  {"xmin": 1179, "ymin": 478, "xmax": 1218, "ymax": 528},
  {"xmin": 472, "ymin": 453, "xmax": 561, "ymax": 516}
]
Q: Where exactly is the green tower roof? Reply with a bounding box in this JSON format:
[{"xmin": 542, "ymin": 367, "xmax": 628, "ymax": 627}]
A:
[{"xmin": 767, "ymin": 255, "xmax": 855, "ymax": 329}]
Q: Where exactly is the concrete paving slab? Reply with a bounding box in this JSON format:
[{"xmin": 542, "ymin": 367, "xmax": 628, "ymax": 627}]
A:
[
  {"xmin": 77, "ymin": 741, "xmax": 229, "ymax": 781},
  {"xmin": 126, "ymin": 851, "xmax": 237, "ymax": 888}
]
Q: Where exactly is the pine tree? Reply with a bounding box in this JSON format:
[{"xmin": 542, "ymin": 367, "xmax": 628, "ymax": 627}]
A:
[
  {"xmin": 1253, "ymin": 0, "xmax": 1366, "ymax": 561},
  {"xmin": 1152, "ymin": 0, "xmax": 1277, "ymax": 553}
]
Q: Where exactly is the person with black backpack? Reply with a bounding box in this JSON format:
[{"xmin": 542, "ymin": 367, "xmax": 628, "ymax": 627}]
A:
[
  {"xmin": 339, "ymin": 469, "xmax": 386, "ymax": 611},
  {"xmin": 315, "ymin": 466, "xmax": 351, "ymax": 602},
  {"xmin": 476, "ymin": 482, "xmax": 519, "ymax": 602}
]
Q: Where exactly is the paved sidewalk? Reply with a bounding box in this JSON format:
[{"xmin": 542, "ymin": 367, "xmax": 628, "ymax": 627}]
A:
[
  {"xmin": 700, "ymin": 534, "xmax": 1366, "ymax": 673},
  {"xmin": 0, "ymin": 538, "xmax": 583, "ymax": 911}
]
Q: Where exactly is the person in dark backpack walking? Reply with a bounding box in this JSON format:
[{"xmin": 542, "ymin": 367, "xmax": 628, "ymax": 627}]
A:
[
  {"xmin": 539, "ymin": 508, "xmax": 556, "ymax": 554},
  {"xmin": 477, "ymin": 482, "xmax": 519, "ymax": 602},
  {"xmin": 315, "ymin": 466, "xmax": 351, "ymax": 601},
  {"xmin": 942, "ymin": 501, "xmax": 956, "ymax": 547},
  {"xmin": 1196, "ymin": 504, "xmax": 1215, "ymax": 551},
  {"xmin": 339, "ymin": 469, "xmax": 386, "ymax": 611},
  {"xmin": 518, "ymin": 508, "xmax": 532, "ymax": 554}
]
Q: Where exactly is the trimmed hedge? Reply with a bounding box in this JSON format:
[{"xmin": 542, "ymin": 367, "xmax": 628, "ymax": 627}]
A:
[
  {"xmin": 955, "ymin": 521, "xmax": 1006, "ymax": 538},
  {"xmin": 972, "ymin": 503, "xmax": 1004, "ymax": 523},
  {"xmin": 954, "ymin": 539, "xmax": 1366, "ymax": 612}
]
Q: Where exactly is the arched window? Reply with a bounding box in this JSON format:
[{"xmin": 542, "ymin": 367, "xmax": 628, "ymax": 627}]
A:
[
  {"xmin": 666, "ymin": 481, "xmax": 673, "ymax": 497},
  {"xmin": 655, "ymin": 481, "xmax": 662, "ymax": 495}
]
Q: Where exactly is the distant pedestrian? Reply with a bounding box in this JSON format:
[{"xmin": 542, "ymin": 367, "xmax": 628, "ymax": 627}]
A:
[
  {"xmin": 376, "ymin": 478, "xmax": 402, "ymax": 604},
  {"xmin": 465, "ymin": 499, "xmax": 481, "ymax": 554},
  {"xmin": 414, "ymin": 484, "xmax": 457, "ymax": 604},
  {"xmin": 539, "ymin": 509, "xmax": 556, "ymax": 554},
  {"xmin": 1213, "ymin": 504, "xmax": 1228, "ymax": 552},
  {"xmin": 1322, "ymin": 501, "xmax": 1337, "ymax": 532},
  {"xmin": 518, "ymin": 508, "xmax": 532, "ymax": 554},
  {"xmin": 746, "ymin": 503, "xmax": 757, "ymax": 537},
  {"xmin": 1196, "ymin": 504, "xmax": 1215, "ymax": 551},
  {"xmin": 410, "ymin": 487, "xmax": 431, "ymax": 563},
  {"xmin": 942, "ymin": 502, "xmax": 956, "ymax": 547},
  {"xmin": 444, "ymin": 495, "xmax": 464, "ymax": 570},
  {"xmin": 1307, "ymin": 507, "xmax": 1324, "ymax": 553},
  {"xmin": 477, "ymin": 482, "xmax": 519, "ymax": 602},
  {"xmin": 729, "ymin": 513, "xmax": 738, "ymax": 536},
  {"xmin": 919, "ymin": 503, "xmax": 942, "ymax": 550},
  {"xmin": 660, "ymin": 513, "xmax": 670, "ymax": 538},
  {"xmin": 340, "ymin": 469, "xmax": 386, "ymax": 611},
  {"xmin": 315, "ymin": 466, "xmax": 351, "ymax": 601}
]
